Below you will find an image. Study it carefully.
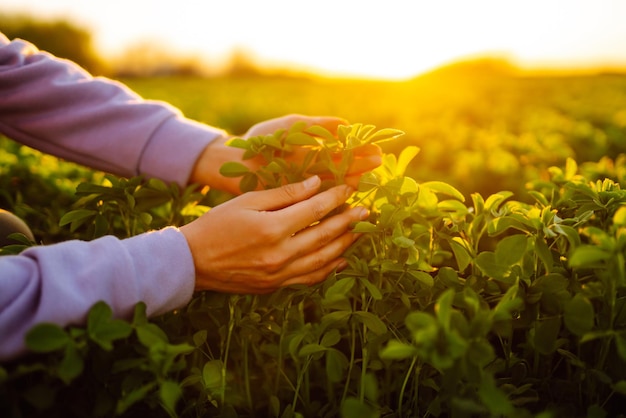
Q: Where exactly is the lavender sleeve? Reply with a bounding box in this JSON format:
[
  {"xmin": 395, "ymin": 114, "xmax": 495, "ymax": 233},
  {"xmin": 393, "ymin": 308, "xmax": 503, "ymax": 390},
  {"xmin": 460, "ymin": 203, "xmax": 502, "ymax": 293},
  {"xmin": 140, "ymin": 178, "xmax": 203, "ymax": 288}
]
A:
[
  {"xmin": 0, "ymin": 34, "xmax": 226, "ymax": 361},
  {"xmin": 0, "ymin": 33, "xmax": 228, "ymax": 185},
  {"xmin": 0, "ymin": 227, "xmax": 195, "ymax": 361}
]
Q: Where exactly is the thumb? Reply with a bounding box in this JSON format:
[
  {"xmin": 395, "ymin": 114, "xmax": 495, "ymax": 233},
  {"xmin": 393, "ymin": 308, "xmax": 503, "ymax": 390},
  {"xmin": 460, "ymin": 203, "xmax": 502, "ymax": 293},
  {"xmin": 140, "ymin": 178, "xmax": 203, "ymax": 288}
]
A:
[{"xmin": 241, "ymin": 175, "xmax": 321, "ymax": 211}]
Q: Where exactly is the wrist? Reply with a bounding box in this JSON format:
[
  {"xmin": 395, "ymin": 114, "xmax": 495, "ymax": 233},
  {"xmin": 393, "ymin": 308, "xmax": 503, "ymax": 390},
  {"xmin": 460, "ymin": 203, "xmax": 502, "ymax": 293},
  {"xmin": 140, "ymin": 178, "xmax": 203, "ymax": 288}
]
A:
[{"xmin": 188, "ymin": 134, "xmax": 238, "ymax": 189}]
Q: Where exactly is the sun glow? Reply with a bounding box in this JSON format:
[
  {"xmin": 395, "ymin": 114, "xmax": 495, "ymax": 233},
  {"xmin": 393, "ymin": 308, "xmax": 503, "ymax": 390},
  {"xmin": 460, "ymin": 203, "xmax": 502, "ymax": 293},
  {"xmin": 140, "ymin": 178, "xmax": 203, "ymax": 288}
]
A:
[{"xmin": 3, "ymin": 0, "xmax": 626, "ymax": 80}]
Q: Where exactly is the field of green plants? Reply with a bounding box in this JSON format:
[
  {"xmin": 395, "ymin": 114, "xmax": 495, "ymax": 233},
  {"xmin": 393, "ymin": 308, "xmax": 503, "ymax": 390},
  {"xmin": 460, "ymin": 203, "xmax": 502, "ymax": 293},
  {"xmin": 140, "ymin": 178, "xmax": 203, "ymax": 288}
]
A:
[{"xmin": 2, "ymin": 67, "xmax": 626, "ymax": 418}]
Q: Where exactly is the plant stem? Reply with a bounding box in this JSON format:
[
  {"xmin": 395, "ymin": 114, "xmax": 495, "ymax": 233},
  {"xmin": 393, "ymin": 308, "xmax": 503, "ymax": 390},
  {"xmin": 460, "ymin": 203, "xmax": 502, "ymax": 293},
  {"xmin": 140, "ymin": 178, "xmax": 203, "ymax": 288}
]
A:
[
  {"xmin": 292, "ymin": 356, "xmax": 312, "ymax": 411},
  {"xmin": 399, "ymin": 356, "xmax": 419, "ymax": 417},
  {"xmin": 360, "ymin": 328, "xmax": 368, "ymax": 403},
  {"xmin": 359, "ymin": 288, "xmax": 371, "ymax": 403},
  {"xmin": 221, "ymin": 296, "xmax": 237, "ymax": 406},
  {"xmin": 342, "ymin": 321, "xmax": 357, "ymax": 405},
  {"xmin": 274, "ymin": 302, "xmax": 290, "ymax": 394},
  {"xmin": 243, "ymin": 338, "xmax": 253, "ymax": 415}
]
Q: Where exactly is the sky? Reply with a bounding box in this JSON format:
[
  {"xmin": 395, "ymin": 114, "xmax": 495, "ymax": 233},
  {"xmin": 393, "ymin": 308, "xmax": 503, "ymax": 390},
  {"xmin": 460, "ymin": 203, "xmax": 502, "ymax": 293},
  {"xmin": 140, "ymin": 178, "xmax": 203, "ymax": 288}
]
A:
[{"xmin": 3, "ymin": 0, "xmax": 626, "ymax": 80}]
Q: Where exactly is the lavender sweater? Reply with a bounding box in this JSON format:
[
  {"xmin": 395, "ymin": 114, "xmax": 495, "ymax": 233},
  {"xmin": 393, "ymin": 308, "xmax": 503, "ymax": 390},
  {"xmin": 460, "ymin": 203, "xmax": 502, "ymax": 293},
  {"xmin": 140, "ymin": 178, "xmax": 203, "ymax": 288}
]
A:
[{"xmin": 0, "ymin": 33, "xmax": 228, "ymax": 361}]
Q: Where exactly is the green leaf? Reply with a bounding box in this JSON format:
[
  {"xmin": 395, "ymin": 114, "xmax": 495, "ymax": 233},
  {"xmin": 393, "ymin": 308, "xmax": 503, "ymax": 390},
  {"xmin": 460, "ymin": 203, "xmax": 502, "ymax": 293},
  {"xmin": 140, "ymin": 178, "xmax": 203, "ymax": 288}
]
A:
[
  {"xmin": 395, "ymin": 145, "xmax": 419, "ymax": 176},
  {"xmin": 136, "ymin": 323, "xmax": 169, "ymax": 347},
  {"xmin": 392, "ymin": 235, "xmax": 415, "ymax": 248},
  {"xmin": 379, "ymin": 340, "xmax": 418, "ymax": 360},
  {"xmin": 326, "ymin": 277, "xmax": 355, "ymax": 299},
  {"xmin": 535, "ymin": 235, "xmax": 554, "ymax": 273},
  {"xmin": 614, "ymin": 205, "xmax": 626, "ymax": 226},
  {"xmin": 202, "ymin": 360, "xmax": 223, "ymax": 391},
  {"xmin": 475, "ymin": 251, "xmax": 511, "ymax": 281},
  {"xmin": 406, "ymin": 312, "xmax": 438, "ymax": 345},
  {"xmin": 360, "ymin": 278, "xmax": 383, "ymax": 300},
  {"xmin": 437, "ymin": 267, "xmax": 461, "ymax": 288},
  {"xmin": 240, "ymin": 172, "xmax": 259, "ymax": 193},
  {"xmin": 362, "ymin": 372, "xmax": 379, "ymax": 403},
  {"xmin": 420, "ymin": 181, "xmax": 465, "ymax": 202},
  {"xmin": 358, "ymin": 171, "xmax": 380, "ymax": 192},
  {"xmin": 564, "ymin": 157, "xmax": 578, "ymax": 179},
  {"xmin": 219, "ymin": 161, "xmax": 250, "ymax": 177},
  {"xmin": 492, "ymin": 282, "xmax": 523, "ymax": 321},
  {"xmin": 400, "ymin": 177, "xmax": 419, "ymax": 194},
  {"xmin": 193, "ymin": 330, "xmax": 207, "ymax": 347},
  {"xmin": 449, "ymin": 239, "xmax": 472, "ymax": 271},
  {"xmin": 160, "ymin": 380, "xmax": 182, "ymax": 414},
  {"xmin": 326, "ymin": 348, "xmax": 348, "ymax": 383},
  {"xmin": 613, "ymin": 380, "xmax": 626, "ymax": 395},
  {"xmin": 321, "ymin": 328, "xmax": 342, "ymax": 347},
  {"xmin": 587, "ymin": 404, "xmax": 607, "ymax": 418},
  {"xmin": 285, "ymin": 132, "xmax": 319, "ymax": 146},
  {"xmin": 340, "ymin": 397, "xmax": 379, "ymax": 418},
  {"xmin": 306, "ymin": 125, "xmax": 337, "ymax": 142},
  {"xmin": 365, "ymin": 127, "xmax": 404, "ymax": 144},
  {"xmin": 58, "ymin": 343, "xmax": 84, "ymax": 384},
  {"xmin": 569, "ymin": 245, "xmax": 612, "ymax": 268},
  {"xmin": 132, "ymin": 302, "xmax": 148, "ymax": 326},
  {"xmin": 321, "ymin": 310, "xmax": 352, "ymax": 328},
  {"xmin": 353, "ymin": 311, "xmax": 387, "ymax": 335},
  {"xmin": 226, "ymin": 138, "xmax": 250, "ymax": 149},
  {"xmin": 533, "ymin": 316, "xmax": 561, "ymax": 355},
  {"xmin": 59, "ymin": 209, "xmax": 97, "ymax": 226},
  {"xmin": 615, "ymin": 332, "xmax": 626, "ymax": 362},
  {"xmin": 87, "ymin": 302, "xmax": 132, "ymax": 350},
  {"xmin": 564, "ymin": 294, "xmax": 595, "ymax": 336},
  {"xmin": 488, "ymin": 215, "xmax": 533, "ymax": 236},
  {"xmin": 484, "ymin": 191, "xmax": 514, "ymax": 212},
  {"xmin": 265, "ymin": 160, "xmax": 284, "ymax": 173},
  {"xmin": 408, "ymin": 270, "xmax": 435, "ymax": 288},
  {"xmin": 25, "ymin": 323, "xmax": 70, "ymax": 352},
  {"xmin": 467, "ymin": 338, "xmax": 496, "ymax": 367},
  {"xmin": 351, "ymin": 221, "xmax": 378, "ymax": 233},
  {"xmin": 116, "ymin": 382, "xmax": 157, "ymax": 414},
  {"xmin": 435, "ymin": 289, "xmax": 455, "ymax": 331},
  {"xmin": 477, "ymin": 375, "xmax": 514, "ymax": 416},
  {"xmin": 495, "ymin": 234, "xmax": 528, "ymax": 266},
  {"xmin": 437, "ymin": 199, "xmax": 469, "ymax": 215},
  {"xmin": 299, "ymin": 343, "xmax": 327, "ymax": 357}
]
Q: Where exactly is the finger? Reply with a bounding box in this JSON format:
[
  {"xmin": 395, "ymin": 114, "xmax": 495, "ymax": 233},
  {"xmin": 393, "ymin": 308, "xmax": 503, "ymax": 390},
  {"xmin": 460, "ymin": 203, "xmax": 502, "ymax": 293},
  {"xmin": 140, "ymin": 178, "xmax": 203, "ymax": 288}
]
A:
[
  {"xmin": 280, "ymin": 232, "xmax": 359, "ymax": 287},
  {"xmin": 346, "ymin": 154, "xmax": 383, "ymax": 175},
  {"xmin": 279, "ymin": 184, "xmax": 354, "ymax": 234},
  {"xmin": 303, "ymin": 116, "xmax": 348, "ymax": 134},
  {"xmin": 288, "ymin": 206, "xmax": 369, "ymax": 257},
  {"xmin": 239, "ymin": 175, "xmax": 322, "ymax": 211},
  {"xmin": 330, "ymin": 144, "xmax": 381, "ymax": 161},
  {"xmin": 344, "ymin": 175, "xmax": 363, "ymax": 190},
  {"xmin": 350, "ymin": 144, "xmax": 383, "ymax": 157}
]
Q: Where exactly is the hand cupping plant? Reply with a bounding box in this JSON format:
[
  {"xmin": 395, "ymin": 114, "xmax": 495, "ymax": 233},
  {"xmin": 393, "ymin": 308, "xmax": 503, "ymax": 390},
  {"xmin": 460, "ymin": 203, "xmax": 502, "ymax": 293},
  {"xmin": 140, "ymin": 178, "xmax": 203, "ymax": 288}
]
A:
[{"xmin": 1, "ymin": 124, "xmax": 626, "ymax": 418}]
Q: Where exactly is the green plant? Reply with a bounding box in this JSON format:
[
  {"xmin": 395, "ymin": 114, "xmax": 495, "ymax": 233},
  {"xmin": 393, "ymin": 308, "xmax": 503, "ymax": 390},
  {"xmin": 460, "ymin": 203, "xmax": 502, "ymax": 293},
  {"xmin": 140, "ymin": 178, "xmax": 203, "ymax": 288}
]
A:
[{"xmin": 2, "ymin": 124, "xmax": 625, "ymax": 418}]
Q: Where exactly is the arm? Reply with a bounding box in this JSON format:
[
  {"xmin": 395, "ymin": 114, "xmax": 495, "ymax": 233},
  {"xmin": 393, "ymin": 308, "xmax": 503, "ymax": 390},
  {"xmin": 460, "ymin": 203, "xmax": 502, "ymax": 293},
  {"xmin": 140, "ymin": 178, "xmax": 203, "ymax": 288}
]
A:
[
  {"xmin": 0, "ymin": 227, "xmax": 195, "ymax": 361},
  {"xmin": 0, "ymin": 32, "xmax": 227, "ymax": 187}
]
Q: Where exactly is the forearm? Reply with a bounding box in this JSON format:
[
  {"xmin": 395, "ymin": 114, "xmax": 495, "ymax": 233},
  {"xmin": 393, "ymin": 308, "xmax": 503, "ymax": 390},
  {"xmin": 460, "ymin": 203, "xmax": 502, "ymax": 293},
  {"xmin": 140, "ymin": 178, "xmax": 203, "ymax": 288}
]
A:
[
  {"xmin": 0, "ymin": 227, "xmax": 195, "ymax": 361},
  {"xmin": 0, "ymin": 33, "xmax": 227, "ymax": 186}
]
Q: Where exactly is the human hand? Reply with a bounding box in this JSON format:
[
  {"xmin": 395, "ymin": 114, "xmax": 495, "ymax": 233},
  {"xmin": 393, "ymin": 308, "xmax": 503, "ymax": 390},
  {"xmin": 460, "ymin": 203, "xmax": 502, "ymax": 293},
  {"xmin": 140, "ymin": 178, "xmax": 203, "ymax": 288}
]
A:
[
  {"xmin": 180, "ymin": 175, "xmax": 369, "ymax": 294},
  {"xmin": 189, "ymin": 114, "xmax": 382, "ymax": 194}
]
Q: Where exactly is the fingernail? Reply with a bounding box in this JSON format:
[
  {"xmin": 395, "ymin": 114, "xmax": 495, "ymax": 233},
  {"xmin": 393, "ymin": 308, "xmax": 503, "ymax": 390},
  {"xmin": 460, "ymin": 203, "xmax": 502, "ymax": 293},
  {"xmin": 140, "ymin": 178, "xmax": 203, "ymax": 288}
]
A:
[
  {"xmin": 343, "ymin": 185, "xmax": 354, "ymax": 198},
  {"xmin": 303, "ymin": 175, "xmax": 321, "ymax": 190},
  {"xmin": 357, "ymin": 207, "xmax": 369, "ymax": 220}
]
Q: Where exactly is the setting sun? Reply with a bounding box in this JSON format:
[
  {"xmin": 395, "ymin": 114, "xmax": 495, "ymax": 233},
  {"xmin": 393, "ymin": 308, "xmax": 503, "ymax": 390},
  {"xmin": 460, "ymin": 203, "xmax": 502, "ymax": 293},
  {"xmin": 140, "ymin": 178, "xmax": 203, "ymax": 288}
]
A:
[{"xmin": 3, "ymin": 0, "xmax": 626, "ymax": 79}]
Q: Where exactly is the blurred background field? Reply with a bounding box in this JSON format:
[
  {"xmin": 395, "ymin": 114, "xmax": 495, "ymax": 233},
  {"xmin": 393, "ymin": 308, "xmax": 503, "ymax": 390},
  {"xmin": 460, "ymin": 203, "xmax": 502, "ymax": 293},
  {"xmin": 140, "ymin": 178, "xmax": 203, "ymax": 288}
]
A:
[{"xmin": 118, "ymin": 68, "xmax": 626, "ymax": 200}]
